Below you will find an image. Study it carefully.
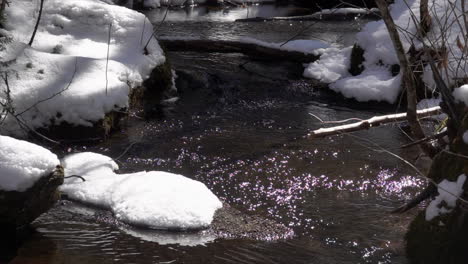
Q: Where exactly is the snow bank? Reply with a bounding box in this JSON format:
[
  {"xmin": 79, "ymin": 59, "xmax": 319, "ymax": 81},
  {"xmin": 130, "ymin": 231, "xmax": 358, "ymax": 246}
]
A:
[
  {"xmin": 425, "ymin": 174, "xmax": 466, "ymax": 221},
  {"xmin": 0, "ymin": 136, "xmax": 59, "ymax": 192},
  {"xmin": 0, "ymin": 0, "xmax": 165, "ymax": 136},
  {"xmin": 60, "ymin": 152, "xmax": 222, "ymax": 230},
  {"xmin": 304, "ymin": 0, "xmax": 467, "ymax": 104}
]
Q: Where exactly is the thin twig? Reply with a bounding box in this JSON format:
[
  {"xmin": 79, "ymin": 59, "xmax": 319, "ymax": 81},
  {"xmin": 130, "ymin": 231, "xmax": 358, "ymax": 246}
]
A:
[
  {"xmin": 28, "ymin": 0, "xmax": 44, "ymax": 46},
  {"xmin": 401, "ymin": 130, "xmax": 447, "ymax": 149},
  {"xmin": 16, "ymin": 58, "xmax": 79, "ymax": 117},
  {"xmin": 106, "ymin": 22, "xmax": 112, "ymax": 95}
]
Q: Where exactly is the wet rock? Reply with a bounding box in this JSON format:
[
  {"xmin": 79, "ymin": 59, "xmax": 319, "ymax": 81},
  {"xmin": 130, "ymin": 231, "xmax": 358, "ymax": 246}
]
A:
[
  {"xmin": 130, "ymin": 57, "xmax": 174, "ymax": 118},
  {"xmin": 0, "ymin": 165, "xmax": 64, "ymax": 230},
  {"xmin": 0, "ymin": 165, "xmax": 63, "ymax": 262},
  {"xmin": 210, "ymin": 203, "xmax": 294, "ymax": 240},
  {"xmin": 348, "ymin": 44, "xmax": 365, "ymax": 76},
  {"xmin": 37, "ymin": 110, "xmax": 124, "ymax": 142}
]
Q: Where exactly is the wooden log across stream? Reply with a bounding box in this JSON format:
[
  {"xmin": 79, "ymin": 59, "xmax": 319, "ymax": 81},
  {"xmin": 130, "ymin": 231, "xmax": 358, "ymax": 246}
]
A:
[
  {"xmin": 159, "ymin": 38, "xmax": 320, "ymax": 63},
  {"xmin": 234, "ymin": 11, "xmax": 381, "ymax": 22},
  {"xmin": 308, "ymin": 106, "xmax": 442, "ymax": 138}
]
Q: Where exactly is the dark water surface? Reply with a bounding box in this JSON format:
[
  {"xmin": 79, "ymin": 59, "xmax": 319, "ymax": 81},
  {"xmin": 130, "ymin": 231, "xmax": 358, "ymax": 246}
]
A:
[{"xmin": 12, "ymin": 5, "xmax": 424, "ymax": 264}]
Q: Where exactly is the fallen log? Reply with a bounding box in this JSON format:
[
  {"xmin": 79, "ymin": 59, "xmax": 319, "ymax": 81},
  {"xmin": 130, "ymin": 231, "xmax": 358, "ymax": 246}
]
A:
[
  {"xmin": 235, "ymin": 10, "xmax": 380, "ymax": 22},
  {"xmin": 159, "ymin": 38, "xmax": 320, "ymax": 63},
  {"xmin": 308, "ymin": 106, "xmax": 442, "ymax": 138}
]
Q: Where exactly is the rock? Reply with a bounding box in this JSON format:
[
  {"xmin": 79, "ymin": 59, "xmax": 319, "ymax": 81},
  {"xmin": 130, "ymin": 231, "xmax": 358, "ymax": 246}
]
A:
[
  {"xmin": 348, "ymin": 44, "xmax": 365, "ymax": 76},
  {"xmin": 130, "ymin": 56, "xmax": 174, "ymax": 118},
  {"xmin": 210, "ymin": 203, "xmax": 294, "ymax": 240},
  {"xmin": 0, "ymin": 165, "xmax": 64, "ymax": 231}
]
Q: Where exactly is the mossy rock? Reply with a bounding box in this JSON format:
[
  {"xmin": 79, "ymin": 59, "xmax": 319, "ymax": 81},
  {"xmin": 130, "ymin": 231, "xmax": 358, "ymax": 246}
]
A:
[
  {"xmin": 0, "ymin": 166, "xmax": 64, "ymax": 230},
  {"xmin": 131, "ymin": 57, "xmax": 173, "ymax": 118},
  {"xmin": 348, "ymin": 44, "xmax": 365, "ymax": 76},
  {"xmin": 36, "ymin": 110, "xmax": 124, "ymax": 141}
]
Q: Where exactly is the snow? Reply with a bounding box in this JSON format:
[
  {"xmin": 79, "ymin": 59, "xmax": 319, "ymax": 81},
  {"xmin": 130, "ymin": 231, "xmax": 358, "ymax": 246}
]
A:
[
  {"xmin": 329, "ymin": 66, "xmax": 402, "ymax": 103},
  {"xmin": 463, "ymin": 131, "xmax": 468, "ymax": 145},
  {"xmin": 453, "ymin": 85, "xmax": 468, "ymax": 106},
  {"xmin": 60, "ymin": 152, "xmax": 222, "ymax": 230},
  {"xmin": 303, "ymin": 46, "xmax": 352, "ymax": 83},
  {"xmin": 0, "ymin": 135, "xmax": 59, "ymax": 192},
  {"xmin": 304, "ymin": 0, "xmax": 468, "ymax": 104},
  {"xmin": 1, "ymin": 0, "xmax": 165, "ymax": 136},
  {"xmin": 425, "ymin": 174, "xmax": 466, "ymax": 221}
]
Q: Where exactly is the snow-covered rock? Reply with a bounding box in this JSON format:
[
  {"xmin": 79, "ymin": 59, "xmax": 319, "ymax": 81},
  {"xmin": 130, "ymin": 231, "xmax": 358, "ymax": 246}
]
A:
[
  {"xmin": 60, "ymin": 152, "xmax": 222, "ymax": 230},
  {"xmin": 0, "ymin": 136, "xmax": 63, "ymax": 230},
  {"xmin": 0, "ymin": 135, "xmax": 59, "ymax": 192},
  {"xmin": 0, "ymin": 0, "xmax": 166, "ymax": 136}
]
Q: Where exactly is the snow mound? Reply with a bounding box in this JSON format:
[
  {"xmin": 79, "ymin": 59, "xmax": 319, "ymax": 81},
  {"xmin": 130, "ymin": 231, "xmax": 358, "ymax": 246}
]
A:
[
  {"xmin": 0, "ymin": 136, "xmax": 59, "ymax": 192},
  {"xmin": 1, "ymin": 0, "xmax": 165, "ymax": 136},
  {"xmin": 425, "ymin": 174, "xmax": 466, "ymax": 221},
  {"xmin": 60, "ymin": 152, "xmax": 222, "ymax": 230},
  {"xmin": 304, "ymin": 46, "xmax": 352, "ymax": 83},
  {"xmin": 329, "ymin": 66, "xmax": 402, "ymax": 103},
  {"xmin": 111, "ymin": 171, "xmax": 222, "ymax": 230}
]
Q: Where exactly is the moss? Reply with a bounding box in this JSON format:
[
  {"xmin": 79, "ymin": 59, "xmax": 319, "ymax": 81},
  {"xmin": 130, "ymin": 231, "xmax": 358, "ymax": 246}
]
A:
[
  {"xmin": 138, "ymin": 56, "xmax": 173, "ymax": 118},
  {"xmin": 348, "ymin": 44, "xmax": 365, "ymax": 76}
]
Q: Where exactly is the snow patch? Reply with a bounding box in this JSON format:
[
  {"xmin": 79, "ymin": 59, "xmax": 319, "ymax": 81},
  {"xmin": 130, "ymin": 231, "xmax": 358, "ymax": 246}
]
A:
[
  {"xmin": 0, "ymin": 136, "xmax": 59, "ymax": 192},
  {"xmin": 453, "ymin": 85, "xmax": 468, "ymax": 106},
  {"xmin": 463, "ymin": 131, "xmax": 468, "ymax": 145},
  {"xmin": 330, "ymin": 66, "xmax": 401, "ymax": 103},
  {"xmin": 303, "ymin": 46, "xmax": 352, "ymax": 83},
  {"xmin": 60, "ymin": 152, "xmax": 222, "ymax": 230},
  {"xmin": 425, "ymin": 174, "xmax": 466, "ymax": 221}
]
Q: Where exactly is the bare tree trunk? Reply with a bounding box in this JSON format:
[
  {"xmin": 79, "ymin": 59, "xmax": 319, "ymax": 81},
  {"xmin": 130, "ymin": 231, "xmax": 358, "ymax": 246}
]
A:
[
  {"xmin": 375, "ymin": 0, "xmax": 437, "ymax": 158},
  {"xmin": 0, "ymin": 1, "xmax": 7, "ymax": 17},
  {"xmin": 28, "ymin": 0, "xmax": 44, "ymax": 46},
  {"xmin": 420, "ymin": 0, "xmax": 431, "ymax": 37}
]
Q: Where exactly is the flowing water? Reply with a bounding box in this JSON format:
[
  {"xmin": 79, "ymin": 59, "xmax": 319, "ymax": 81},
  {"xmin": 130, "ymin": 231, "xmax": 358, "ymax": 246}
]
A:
[{"xmin": 10, "ymin": 4, "xmax": 427, "ymax": 264}]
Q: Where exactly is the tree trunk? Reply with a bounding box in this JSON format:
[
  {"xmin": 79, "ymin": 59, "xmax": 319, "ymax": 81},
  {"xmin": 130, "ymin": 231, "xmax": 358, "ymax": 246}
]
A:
[
  {"xmin": 375, "ymin": 0, "xmax": 437, "ymax": 158},
  {"xmin": 420, "ymin": 0, "xmax": 431, "ymax": 37}
]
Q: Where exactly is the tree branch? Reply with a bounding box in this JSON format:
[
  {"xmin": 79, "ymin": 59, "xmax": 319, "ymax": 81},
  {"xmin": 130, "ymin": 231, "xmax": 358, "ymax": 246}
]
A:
[{"xmin": 308, "ymin": 106, "xmax": 442, "ymax": 138}]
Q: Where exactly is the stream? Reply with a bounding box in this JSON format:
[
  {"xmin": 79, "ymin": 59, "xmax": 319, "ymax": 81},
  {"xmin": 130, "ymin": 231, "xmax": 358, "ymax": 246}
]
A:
[{"xmin": 11, "ymin": 4, "xmax": 426, "ymax": 264}]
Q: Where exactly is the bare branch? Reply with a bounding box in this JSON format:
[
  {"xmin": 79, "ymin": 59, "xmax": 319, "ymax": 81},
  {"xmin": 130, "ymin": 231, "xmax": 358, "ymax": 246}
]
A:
[
  {"xmin": 308, "ymin": 106, "xmax": 442, "ymax": 138},
  {"xmin": 28, "ymin": 0, "xmax": 44, "ymax": 46}
]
